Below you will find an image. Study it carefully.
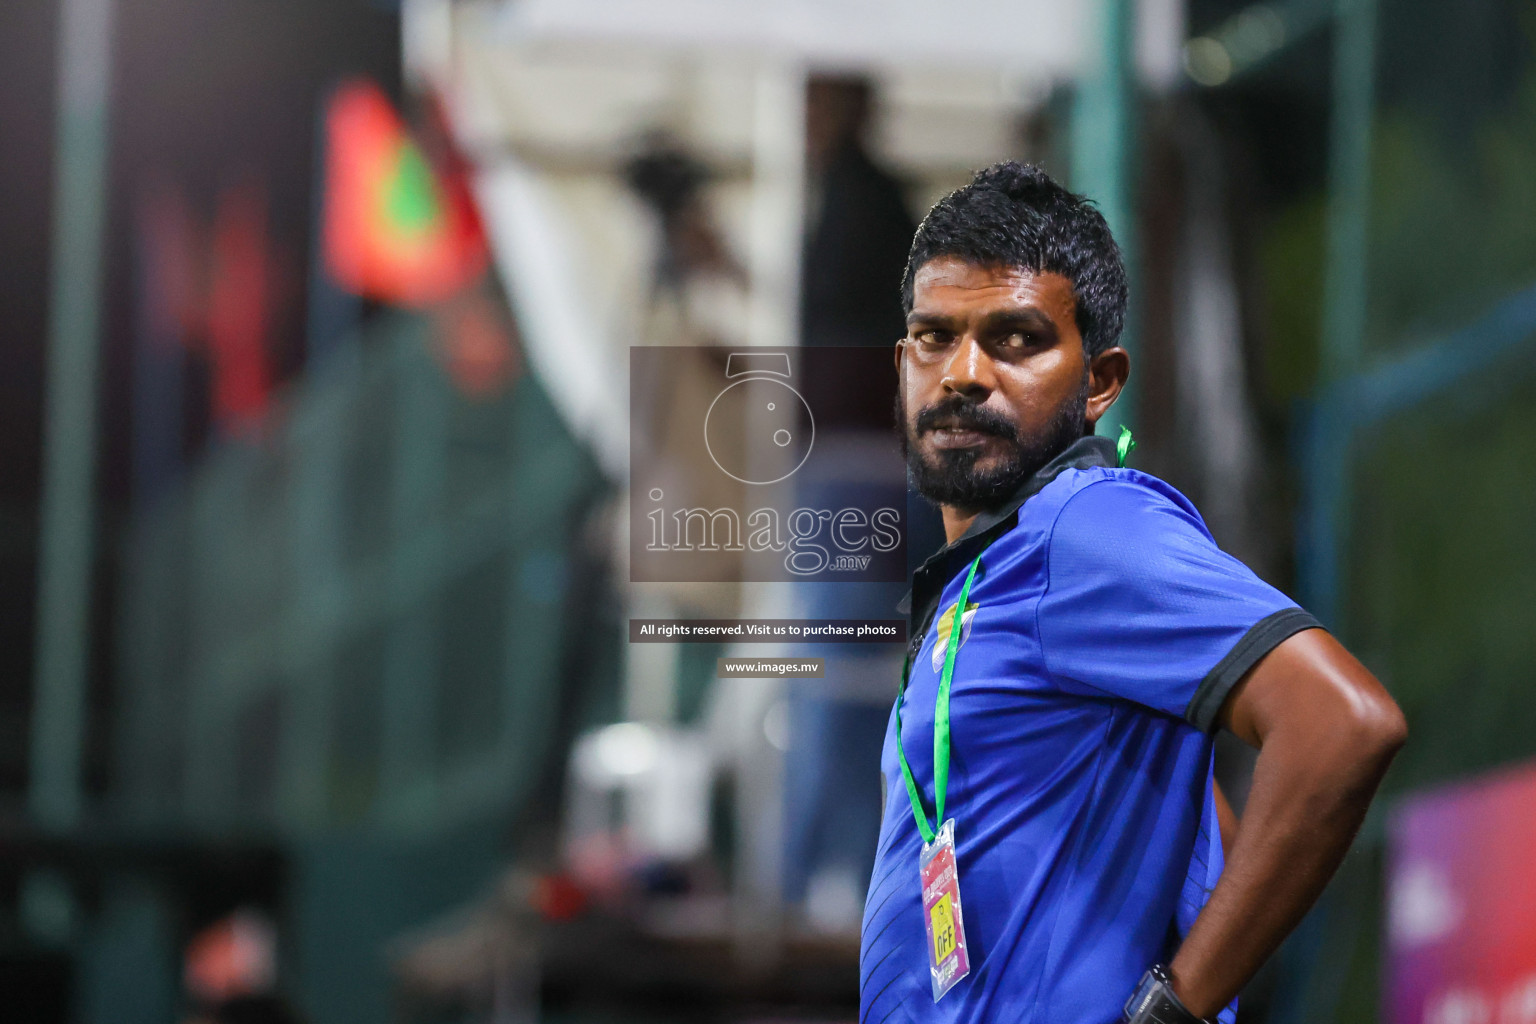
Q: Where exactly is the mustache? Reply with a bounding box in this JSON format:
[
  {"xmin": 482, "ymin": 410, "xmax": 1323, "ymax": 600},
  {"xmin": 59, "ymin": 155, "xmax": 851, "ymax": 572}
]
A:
[{"xmin": 913, "ymin": 396, "xmax": 1020, "ymax": 442}]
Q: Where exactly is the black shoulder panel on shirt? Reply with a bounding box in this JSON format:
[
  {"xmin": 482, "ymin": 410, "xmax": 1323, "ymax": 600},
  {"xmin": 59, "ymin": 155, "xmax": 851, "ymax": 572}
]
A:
[{"xmin": 1185, "ymin": 607, "xmax": 1325, "ymax": 733}]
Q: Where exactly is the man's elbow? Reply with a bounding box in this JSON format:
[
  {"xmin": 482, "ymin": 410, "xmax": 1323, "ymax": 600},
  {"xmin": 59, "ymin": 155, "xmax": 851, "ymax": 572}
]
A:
[{"xmin": 1341, "ymin": 692, "xmax": 1408, "ymax": 768}]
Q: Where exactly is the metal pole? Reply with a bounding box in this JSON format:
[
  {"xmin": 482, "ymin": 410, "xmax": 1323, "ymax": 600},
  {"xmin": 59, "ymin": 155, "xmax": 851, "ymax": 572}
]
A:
[
  {"xmin": 30, "ymin": 0, "xmax": 116, "ymax": 830},
  {"xmin": 1299, "ymin": 0, "xmax": 1377, "ymax": 629},
  {"xmin": 1273, "ymin": 6, "xmax": 1377, "ymax": 1017},
  {"xmin": 1072, "ymin": 0, "xmax": 1137, "ymax": 437},
  {"xmin": 1320, "ymin": 0, "xmax": 1377, "ymax": 385}
]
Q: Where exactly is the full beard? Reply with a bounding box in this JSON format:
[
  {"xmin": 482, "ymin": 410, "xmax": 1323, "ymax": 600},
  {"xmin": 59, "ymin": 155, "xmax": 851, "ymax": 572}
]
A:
[{"xmin": 896, "ymin": 374, "xmax": 1090, "ymax": 514}]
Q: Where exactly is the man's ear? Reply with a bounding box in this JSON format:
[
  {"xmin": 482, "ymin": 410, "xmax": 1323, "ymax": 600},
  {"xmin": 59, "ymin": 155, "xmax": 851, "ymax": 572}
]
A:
[{"xmin": 1085, "ymin": 346, "xmax": 1130, "ymax": 429}]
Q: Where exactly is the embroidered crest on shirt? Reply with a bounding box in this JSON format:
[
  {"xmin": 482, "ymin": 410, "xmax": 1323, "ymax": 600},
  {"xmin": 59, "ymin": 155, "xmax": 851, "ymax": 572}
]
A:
[{"xmin": 930, "ymin": 601, "xmax": 979, "ymax": 671}]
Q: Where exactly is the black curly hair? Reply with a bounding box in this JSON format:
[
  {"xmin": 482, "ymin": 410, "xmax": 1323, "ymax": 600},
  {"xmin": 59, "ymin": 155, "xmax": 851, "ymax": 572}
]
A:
[{"xmin": 900, "ymin": 161, "xmax": 1128, "ymax": 357}]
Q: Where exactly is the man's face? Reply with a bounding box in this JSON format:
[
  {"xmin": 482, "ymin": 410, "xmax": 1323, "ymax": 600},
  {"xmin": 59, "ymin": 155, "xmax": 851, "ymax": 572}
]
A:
[{"xmin": 897, "ymin": 256, "xmax": 1093, "ymax": 512}]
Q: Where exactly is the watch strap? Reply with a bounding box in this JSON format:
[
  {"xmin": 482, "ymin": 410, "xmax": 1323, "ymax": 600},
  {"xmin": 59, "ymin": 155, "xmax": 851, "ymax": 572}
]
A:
[{"xmin": 1123, "ymin": 965, "xmax": 1214, "ymax": 1024}]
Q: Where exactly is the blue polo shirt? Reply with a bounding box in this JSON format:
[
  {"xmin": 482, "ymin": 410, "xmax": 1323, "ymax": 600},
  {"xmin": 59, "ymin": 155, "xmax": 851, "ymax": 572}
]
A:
[{"xmin": 860, "ymin": 436, "xmax": 1320, "ymax": 1024}]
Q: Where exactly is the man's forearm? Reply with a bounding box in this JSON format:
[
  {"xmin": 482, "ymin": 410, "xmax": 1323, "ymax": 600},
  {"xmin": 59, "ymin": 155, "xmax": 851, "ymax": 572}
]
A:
[{"xmin": 1165, "ymin": 715, "xmax": 1404, "ymax": 1018}]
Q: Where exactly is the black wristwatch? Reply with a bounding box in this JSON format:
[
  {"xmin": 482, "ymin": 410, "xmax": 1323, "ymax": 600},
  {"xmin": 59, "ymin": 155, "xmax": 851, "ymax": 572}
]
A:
[{"xmin": 1123, "ymin": 964, "xmax": 1215, "ymax": 1024}]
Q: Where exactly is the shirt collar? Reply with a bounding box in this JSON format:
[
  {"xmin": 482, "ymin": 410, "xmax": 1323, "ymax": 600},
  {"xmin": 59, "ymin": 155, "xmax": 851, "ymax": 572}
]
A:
[{"xmin": 897, "ymin": 434, "xmax": 1119, "ymax": 631}]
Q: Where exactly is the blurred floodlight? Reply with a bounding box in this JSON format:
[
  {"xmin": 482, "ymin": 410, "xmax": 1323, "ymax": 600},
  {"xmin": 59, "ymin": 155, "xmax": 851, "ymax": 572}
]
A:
[
  {"xmin": 1184, "ymin": 3, "xmax": 1293, "ymax": 86},
  {"xmin": 588, "ymin": 721, "xmax": 662, "ymax": 777},
  {"xmin": 1183, "ymin": 37, "xmax": 1233, "ymax": 87},
  {"xmin": 1227, "ymin": 6, "xmax": 1285, "ymax": 63},
  {"xmin": 493, "ymin": 0, "xmax": 1086, "ymax": 76}
]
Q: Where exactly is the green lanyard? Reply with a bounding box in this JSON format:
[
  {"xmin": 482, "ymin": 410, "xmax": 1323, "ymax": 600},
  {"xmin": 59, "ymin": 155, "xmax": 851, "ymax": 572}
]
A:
[
  {"xmin": 893, "ymin": 428, "xmax": 1131, "ymax": 845},
  {"xmin": 895, "ymin": 553, "xmax": 983, "ymax": 845}
]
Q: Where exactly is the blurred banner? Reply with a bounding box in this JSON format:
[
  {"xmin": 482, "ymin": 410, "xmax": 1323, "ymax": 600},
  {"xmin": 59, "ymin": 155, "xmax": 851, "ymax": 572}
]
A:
[{"xmin": 1386, "ymin": 763, "xmax": 1536, "ymax": 1024}]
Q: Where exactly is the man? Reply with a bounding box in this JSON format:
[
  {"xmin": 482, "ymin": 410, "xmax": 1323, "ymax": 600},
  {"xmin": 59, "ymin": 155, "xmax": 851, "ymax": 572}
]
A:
[
  {"xmin": 860, "ymin": 162, "xmax": 1406, "ymax": 1024},
  {"xmin": 800, "ymin": 74, "xmax": 918, "ymax": 352}
]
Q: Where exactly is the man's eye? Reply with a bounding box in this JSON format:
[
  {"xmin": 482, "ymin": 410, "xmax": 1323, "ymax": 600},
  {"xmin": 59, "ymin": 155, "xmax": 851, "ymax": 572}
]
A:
[
  {"xmin": 915, "ymin": 330, "xmax": 948, "ymax": 347},
  {"xmin": 1002, "ymin": 332, "xmax": 1035, "ymax": 349}
]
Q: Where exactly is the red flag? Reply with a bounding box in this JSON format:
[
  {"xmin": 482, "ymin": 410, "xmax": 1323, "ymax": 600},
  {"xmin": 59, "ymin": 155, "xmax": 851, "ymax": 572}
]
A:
[{"xmin": 321, "ymin": 79, "xmax": 488, "ymax": 306}]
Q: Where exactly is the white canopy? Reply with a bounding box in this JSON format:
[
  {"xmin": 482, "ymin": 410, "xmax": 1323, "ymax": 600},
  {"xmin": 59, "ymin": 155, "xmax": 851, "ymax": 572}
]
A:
[{"xmin": 494, "ymin": 0, "xmax": 1087, "ymax": 76}]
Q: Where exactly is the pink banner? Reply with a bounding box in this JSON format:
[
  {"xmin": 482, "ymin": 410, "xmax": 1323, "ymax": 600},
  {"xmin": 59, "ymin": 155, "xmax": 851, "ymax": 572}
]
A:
[{"xmin": 1387, "ymin": 761, "xmax": 1536, "ymax": 1024}]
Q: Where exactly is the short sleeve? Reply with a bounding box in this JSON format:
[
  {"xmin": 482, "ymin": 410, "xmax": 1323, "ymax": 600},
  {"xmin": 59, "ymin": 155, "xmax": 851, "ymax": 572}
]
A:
[{"xmin": 1034, "ymin": 479, "xmax": 1321, "ymax": 731}]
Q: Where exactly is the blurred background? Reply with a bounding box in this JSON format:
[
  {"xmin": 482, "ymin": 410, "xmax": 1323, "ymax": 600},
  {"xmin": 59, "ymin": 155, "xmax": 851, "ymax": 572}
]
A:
[{"xmin": 2, "ymin": 0, "xmax": 1535, "ymax": 1021}]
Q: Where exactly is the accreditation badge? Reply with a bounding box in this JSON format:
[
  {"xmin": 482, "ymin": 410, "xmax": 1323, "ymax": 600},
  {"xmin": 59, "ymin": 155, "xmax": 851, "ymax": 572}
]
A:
[{"xmin": 920, "ymin": 818, "xmax": 971, "ymax": 1001}]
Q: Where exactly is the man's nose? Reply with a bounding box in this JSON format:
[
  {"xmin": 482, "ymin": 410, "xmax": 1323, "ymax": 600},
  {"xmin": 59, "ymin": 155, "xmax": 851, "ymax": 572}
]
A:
[{"xmin": 940, "ymin": 335, "xmax": 994, "ymax": 398}]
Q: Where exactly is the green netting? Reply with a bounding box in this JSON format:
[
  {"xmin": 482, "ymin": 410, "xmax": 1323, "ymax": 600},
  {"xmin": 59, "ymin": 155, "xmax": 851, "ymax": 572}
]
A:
[
  {"xmin": 115, "ymin": 311, "xmax": 613, "ymax": 835},
  {"xmin": 435, "ymin": 553, "xmax": 511, "ymax": 769},
  {"xmin": 1233, "ymin": 6, "xmax": 1536, "ymax": 1021},
  {"xmin": 1339, "ymin": 0, "xmax": 1536, "ymax": 794},
  {"xmin": 1364, "ymin": 0, "xmax": 1536, "ymax": 355},
  {"xmin": 1348, "ymin": 366, "xmax": 1536, "ymax": 795},
  {"xmin": 329, "ymin": 625, "xmax": 388, "ymax": 825}
]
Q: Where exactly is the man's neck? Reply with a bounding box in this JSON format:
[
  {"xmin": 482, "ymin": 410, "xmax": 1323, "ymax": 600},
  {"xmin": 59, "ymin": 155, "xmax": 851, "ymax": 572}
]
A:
[
  {"xmin": 941, "ymin": 507, "xmax": 981, "ymax": 545},
  {"xmin": 930, "ymin": 435, "xmax": 1116, "ymax": 547}
]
